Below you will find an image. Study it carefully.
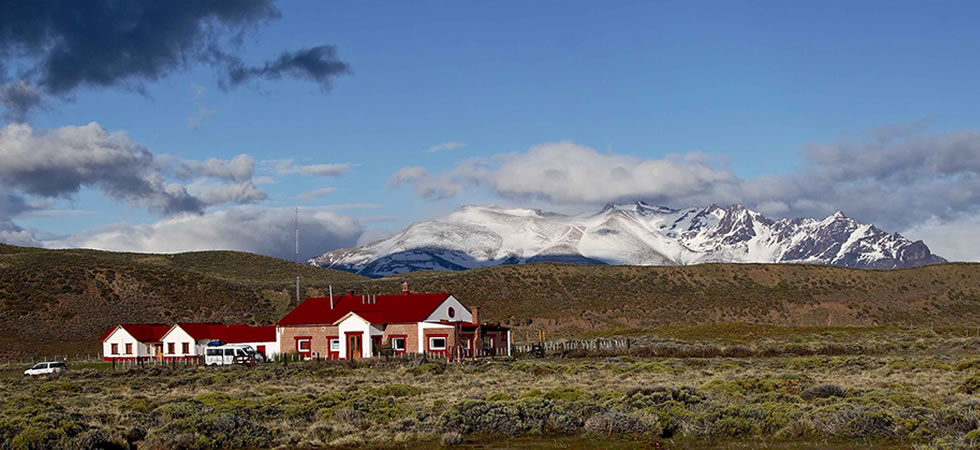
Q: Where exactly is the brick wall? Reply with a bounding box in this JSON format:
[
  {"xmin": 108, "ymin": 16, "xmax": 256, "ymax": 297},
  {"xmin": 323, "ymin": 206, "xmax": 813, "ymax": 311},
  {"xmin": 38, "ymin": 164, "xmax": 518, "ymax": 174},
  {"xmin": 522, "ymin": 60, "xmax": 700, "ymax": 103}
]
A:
[
  {"xmin": 279, "ymin": 325, "xmax": 338, "ymax": 357},
  {"xmin": 383, "ymin": 323, "xmax": 420, "ymax": 353}
]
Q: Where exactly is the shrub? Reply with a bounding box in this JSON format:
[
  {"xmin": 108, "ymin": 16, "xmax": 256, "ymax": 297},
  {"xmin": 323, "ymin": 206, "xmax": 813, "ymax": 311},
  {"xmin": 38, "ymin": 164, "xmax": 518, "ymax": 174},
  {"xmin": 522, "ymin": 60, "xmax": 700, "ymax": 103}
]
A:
[
  {"xmin": 409, "ymin": 363, "xmax": 445, "ymax": 376},
  {"xmin": 801, "ymin": 384, "xmax": 847, "ymax": 401},
  {"xmin": 583, "ymin": 411, "xmax": 653, "ymax": 435},
  {"xmin": 440, "ymin": 431, "xmax": 463, "ymax": 446},
  {"xmin": 371, "ymin": 384, "xmax": 423, "ymax": 398},
  {"xmin": 960, "ymin": 375, "xmax": 980, "ymax": 395}
]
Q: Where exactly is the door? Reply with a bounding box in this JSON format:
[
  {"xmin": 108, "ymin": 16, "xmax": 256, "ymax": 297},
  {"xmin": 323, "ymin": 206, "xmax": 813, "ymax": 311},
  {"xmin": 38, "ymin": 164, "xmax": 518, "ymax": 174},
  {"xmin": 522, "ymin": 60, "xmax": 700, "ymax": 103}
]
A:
[
  {"xmin": 154, "ymin": 344, "xmax": 163, "ymax": 361},
  {"xmin": 347, "ymin": 333, "xmax": 363, "ymax": 360}
]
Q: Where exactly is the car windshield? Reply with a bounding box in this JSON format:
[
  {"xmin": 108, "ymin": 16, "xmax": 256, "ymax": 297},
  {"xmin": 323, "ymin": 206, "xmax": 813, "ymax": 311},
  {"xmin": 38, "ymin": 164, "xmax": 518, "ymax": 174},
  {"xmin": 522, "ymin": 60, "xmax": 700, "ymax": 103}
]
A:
[{"xmin": 245, "ymin": 348, "xmax": 255, "ymax": 354}]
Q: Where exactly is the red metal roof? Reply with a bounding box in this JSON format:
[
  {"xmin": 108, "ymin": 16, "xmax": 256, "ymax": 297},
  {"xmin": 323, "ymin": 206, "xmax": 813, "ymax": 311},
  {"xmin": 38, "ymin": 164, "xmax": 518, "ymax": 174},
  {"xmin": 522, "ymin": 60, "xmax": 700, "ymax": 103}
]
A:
[
  {"xmin": 99, "ymin": 324, "xmax": 170, "ymax": 342},
  {"xmin": 173, "ymin": 322, "xmax": 225, "ymax": 340},
  {"xmin": 278, "ymin": 292, "xmax": 454, "ymax": 326},
  {"xmin": 215, "ymin": 325, "xmax": 276, "ymax": 343}
]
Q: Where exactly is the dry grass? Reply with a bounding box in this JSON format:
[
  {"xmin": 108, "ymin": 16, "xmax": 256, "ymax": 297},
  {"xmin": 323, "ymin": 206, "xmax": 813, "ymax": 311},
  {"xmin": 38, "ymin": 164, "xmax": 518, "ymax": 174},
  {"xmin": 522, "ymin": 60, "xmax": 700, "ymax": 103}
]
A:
[{"xmin": 3, "ymin": 329, "xmax": 980, "ymax": 448}]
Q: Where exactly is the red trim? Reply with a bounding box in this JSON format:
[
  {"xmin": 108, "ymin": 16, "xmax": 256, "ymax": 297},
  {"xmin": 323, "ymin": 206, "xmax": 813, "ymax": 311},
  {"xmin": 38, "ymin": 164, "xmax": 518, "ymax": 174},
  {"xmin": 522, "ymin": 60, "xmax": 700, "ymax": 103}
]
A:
[
  {"xmin": 388, "ymin": 334, "xmax": 408, "ymax": 355},
  {"xmin": 326, "ymin": 336, "xmax": 340, "ymax": 360},
  {"xmin": 426, "ymin": 333, "xmax": 449, "ymax": 356},
  {"xmin": 295, "ymin": 336, "xmax": 312, "ymax": 359},
  {"xmin": 345, "ymin": 331, "xmax": 364, "ymax": 360}
]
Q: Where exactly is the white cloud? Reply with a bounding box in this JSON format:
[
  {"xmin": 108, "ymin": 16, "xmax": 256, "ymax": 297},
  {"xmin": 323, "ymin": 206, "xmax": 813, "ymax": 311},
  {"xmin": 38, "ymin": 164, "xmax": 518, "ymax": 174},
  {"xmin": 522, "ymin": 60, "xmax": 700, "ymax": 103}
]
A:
[
  {"xmin": 387, "ymin": 166, "xmax": 464, "ymax": 200},
  {"xmin": 298, "ymin": 187, "xmax": 337, "ymax": 201},
  {"xmin": 170, "ymin": 154, "xmax": 255, "ymax": 181},
  {"xmin": 45, "ymin": 206, "xmax": 362, "ymax": 261},
  {"xmin": 426, "ymin": 141, "xmax": 464, "ymax": 153},
  {"xmin": 902, "ymin": 214, "xmax": 980, "ymax": 262},
  {"xmin": 274, "ymin": 160, "xmax": 354, "ymax": 177}
]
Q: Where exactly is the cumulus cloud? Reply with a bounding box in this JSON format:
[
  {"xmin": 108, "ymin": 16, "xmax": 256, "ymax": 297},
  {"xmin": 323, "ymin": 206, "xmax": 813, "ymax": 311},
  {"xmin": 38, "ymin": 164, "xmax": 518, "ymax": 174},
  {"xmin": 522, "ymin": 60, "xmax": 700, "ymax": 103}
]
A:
[
  {"xmin": 903, "ymin": 214, "xmax": 980, "ymax": 263},
  {"xmin": 45, "ymin": 206, "xmax": 362, "ymax": 261},
  {"xmin": 171, "ymin": 154, "xmax": 255, "ymax": 181},
  {"xmin": 426, "ymin": 142, "xmax": 465, "ymax": 153},
  {"xmin": 274, "ymin": 160, "xmax": 354, "ymax": 177},
  {"xmin": 298, "ymin": 187, "xmax": 337, "ymax": 201},
  {"xmin": 223, "ymin": 45, "xmax": 350, "ymax": 90},
  {"xmin": 0, "ymin": 0, "xmax": 349, "ymax": 119},
  {"xmin": 0, "ymin": 123, "xmax": 269, "ymax": 224},
  {"xmin": 0, "ymin": 81, "xmax": 42, "ymax": 123},
  {"xmin": 387, "ymin": 166, "xmax": 464, "ymax": 200},
  {"xmin": 0, "ymin": 122, "xmax": 204, "ymax": 214},
  {"xmin": 390, "ymin": 129, "xmax": 980, "ymax": 260},
  {"xmin": 0, "ymin": 193, "xmax": 40, "ymax": 247}
]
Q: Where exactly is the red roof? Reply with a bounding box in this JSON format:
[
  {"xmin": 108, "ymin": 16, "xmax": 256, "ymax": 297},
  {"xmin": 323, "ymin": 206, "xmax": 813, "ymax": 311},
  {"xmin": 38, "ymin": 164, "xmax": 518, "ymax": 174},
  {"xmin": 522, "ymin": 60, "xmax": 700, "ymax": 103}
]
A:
[
  {"xmin": 215, "ymin": 325, "xmax": 276, "ymax": 343},
  {"xmin": 173, "ymin": 322, "xmax": 225, "ymax": 340},
  {"xmin": 171, "ymin": 323, "xmax": 276, "ymax": 343},
  {"xmin": 99, "ymin": 324, "xmax": 170, "ymax": 342},
  {"xmin": 278, "ymin": 293, "xmax": 454, "ymax": 326}
]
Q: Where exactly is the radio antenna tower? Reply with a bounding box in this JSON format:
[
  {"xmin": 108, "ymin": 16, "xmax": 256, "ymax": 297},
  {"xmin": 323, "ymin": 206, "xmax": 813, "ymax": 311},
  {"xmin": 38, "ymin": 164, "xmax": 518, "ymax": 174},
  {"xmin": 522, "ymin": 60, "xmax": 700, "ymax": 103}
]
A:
[{"xmin": 295, "ymin": 207, "xmax": 300, "ymax": 303}]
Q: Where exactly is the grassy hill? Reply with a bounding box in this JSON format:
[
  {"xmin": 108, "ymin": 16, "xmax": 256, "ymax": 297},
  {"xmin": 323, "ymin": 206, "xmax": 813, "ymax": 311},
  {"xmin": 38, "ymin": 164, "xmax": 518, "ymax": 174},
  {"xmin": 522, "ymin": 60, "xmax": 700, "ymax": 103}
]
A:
[
  {"xmin": 0, "ymin": 244, "xmax": 365, "ymax": 360},
  {"xmin": 1, "ymin": 243, "xmax": 979, "ymax": 360}
]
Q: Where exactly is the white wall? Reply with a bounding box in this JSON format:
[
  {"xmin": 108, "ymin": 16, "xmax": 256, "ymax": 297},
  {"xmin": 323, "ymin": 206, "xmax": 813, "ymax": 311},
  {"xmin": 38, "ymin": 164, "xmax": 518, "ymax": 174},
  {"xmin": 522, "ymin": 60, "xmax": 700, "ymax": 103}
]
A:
[
  {"xmin": 417, "ymin": 322, "xmax": 453, "ymax": 354},
  {"xmin": 102, "ymin": 327, "xmax": 149, "ymax": 358},
  {"xmin": 160, "ymin": 326, "xmax": 200, "ymax": 358},
  {"xmin": 424, "ymin": 295, "xmax": 474, "ymax": 323},
  {"xmin": 337, "ymin": 314, "xmax": 372, "ymax": 359},
  {"xmin": 235, "ymin": 340, "xmax": 280, "ymax": 357}
]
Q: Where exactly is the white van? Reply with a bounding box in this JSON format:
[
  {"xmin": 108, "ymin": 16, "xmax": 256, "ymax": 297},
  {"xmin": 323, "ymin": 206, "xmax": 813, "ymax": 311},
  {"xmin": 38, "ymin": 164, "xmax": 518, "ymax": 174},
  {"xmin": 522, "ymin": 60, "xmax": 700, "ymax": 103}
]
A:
[{"xmin": 204, "ymin": 343, "xmax": 264, "ymax": 366}]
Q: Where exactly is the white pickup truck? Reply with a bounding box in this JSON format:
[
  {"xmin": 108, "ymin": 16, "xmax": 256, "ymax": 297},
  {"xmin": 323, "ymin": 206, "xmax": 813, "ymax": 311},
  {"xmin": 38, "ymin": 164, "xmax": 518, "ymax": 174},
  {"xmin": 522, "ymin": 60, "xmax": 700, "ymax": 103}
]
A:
[{"xmin": 24, "ymin": 361, "xmax": 68, "ymax": 376}]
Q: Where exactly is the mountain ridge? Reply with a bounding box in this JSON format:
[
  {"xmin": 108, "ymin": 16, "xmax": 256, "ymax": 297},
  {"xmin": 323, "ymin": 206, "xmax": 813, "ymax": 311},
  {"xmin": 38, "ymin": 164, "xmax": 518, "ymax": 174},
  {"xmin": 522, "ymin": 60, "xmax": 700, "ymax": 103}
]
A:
[{"xmin": 311, "ymin": 203, "xmax": 946, "ymax": 277}]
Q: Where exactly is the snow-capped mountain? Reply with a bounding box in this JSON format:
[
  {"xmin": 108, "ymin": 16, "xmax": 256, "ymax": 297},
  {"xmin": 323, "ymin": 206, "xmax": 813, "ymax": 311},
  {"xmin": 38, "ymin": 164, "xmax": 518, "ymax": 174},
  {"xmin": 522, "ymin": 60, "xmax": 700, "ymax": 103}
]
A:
[{"xmin": 311, "ymin": 203, "xmax": 947, "ymax": 277}]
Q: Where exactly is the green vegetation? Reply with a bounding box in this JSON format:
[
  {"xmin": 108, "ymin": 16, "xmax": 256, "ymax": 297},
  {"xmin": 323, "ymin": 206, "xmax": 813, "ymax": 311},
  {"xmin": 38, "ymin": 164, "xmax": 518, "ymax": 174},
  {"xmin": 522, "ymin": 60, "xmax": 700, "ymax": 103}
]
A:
[
  {"xmin": 2, "ymin": 327, "xmax": 980, "ymax": 448},
  {"xmin": 2, "ymin": 242, "xmax": 980, "ymax": 362}
]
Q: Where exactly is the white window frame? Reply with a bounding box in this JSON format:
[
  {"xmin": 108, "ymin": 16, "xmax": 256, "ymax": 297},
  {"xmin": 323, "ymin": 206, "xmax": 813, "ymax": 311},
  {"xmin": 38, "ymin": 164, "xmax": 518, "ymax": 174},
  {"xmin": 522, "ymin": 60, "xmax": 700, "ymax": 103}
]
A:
[
  {"xmin": 428, "ymin": 336, "xmax": 447, "ymax": 351},
  {"xmin": 391, "ymin": 337, "xmax": 406, "ymax": 351},
  {"xmin": 297, "ymin": 338, "xmax": 311, "ymax": 352},
  {"xmin": 329, "ymin": 339, "xmax": 340, "ymax": 352}
]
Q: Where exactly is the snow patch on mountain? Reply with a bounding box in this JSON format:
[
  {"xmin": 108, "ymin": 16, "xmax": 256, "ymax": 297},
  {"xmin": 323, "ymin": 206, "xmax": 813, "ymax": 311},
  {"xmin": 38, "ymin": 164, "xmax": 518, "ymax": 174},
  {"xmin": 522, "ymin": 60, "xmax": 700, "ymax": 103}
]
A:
[{"xmin": 311, "ymin": 203, "xmax": 947, "ymax": 277}]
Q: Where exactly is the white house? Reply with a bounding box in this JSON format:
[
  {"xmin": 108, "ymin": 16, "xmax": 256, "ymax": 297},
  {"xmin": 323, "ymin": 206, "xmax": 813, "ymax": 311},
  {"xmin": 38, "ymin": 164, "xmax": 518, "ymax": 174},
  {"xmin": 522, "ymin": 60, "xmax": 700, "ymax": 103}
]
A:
[
  {"xmin": 99, "ymin": 324, "xmax": 171, "ymax": 361},
  {"xmin": 161, "ymin": 323, "xmax": 279, "ymax": 361}
]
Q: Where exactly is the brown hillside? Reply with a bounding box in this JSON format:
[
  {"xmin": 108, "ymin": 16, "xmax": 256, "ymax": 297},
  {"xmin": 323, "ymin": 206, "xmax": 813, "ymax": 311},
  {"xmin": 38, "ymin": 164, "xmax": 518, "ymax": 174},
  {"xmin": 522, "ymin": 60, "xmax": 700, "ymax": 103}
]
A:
[
  {"xmin": 336, "ymin": 262, "xmax": 980, "ymax": 339},
  {"xmin": 0, "ymin": 244, "xmax": 365, "ymax": 360},
  {"xmin": 1, "ymin": 243, "xmax": 979, "ymax": 359}
]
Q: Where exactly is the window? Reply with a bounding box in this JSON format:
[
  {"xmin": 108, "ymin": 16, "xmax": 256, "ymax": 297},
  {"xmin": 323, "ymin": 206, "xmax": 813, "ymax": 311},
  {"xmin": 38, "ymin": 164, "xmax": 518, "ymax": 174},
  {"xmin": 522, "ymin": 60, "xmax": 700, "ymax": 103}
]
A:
[
  {"xmin": 167, "ymin": 343, "xmax": 175, "ymax": 354},
  {"xmin": 448, "ymin": 306, "xmax": 455, "ymax": 318},
  {"xmin": 391, "ymin": 337, "xmax": 405, "ymax": 351},
  {"xmin": 125, "ymin": 343, "xmax": 132, "ymax": 355},
  {"xmin": 206, "ymin": 349, "xmax": 220, "ymax": 356},
  {"xmin": 465, "ymin": 338, "xmax": 472, "ymax": 349},
  {"xmin": 182, "ymin": 342, "xmax": 190, "ymax": 354},
  {"xmin": 329, "ymin": 339, "xmax": 340, "ymax": 352},
  {"xmin": 224, "ymin": 349, "xmax": 235, "ymax": 356},
  {"xmin": 111, "ymin": 344, "xmax": 119, "ymax": 355},
  {"xmin": 296, "ymin": 338, "xmax": 310, "ymax": 352},
  {"xmin": 428, "ymin": 336, "xmax": 446, "ymax": 350}
]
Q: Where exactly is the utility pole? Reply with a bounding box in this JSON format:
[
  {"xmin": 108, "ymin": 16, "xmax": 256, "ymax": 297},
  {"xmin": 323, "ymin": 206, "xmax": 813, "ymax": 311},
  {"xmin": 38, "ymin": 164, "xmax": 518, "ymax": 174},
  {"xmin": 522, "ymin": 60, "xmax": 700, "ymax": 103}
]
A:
[{"xmin": 295, "ymin": 207, "xmax": 300, "ymax": 303}]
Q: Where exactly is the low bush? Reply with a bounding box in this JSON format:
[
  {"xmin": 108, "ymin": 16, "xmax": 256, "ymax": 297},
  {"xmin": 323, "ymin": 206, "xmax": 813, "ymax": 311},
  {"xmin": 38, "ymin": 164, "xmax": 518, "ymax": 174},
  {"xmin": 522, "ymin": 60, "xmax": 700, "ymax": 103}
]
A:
[
  {"xmin": 440, "ymin": 430, "xmax": 463, "ymax": 446},
  {"xmin": 801, "ymin": 384, "xmax": 847, "ymax": 401},
  {"xmin": 584, "ymin": 411, "xmax": 654, "ymax": 436}
]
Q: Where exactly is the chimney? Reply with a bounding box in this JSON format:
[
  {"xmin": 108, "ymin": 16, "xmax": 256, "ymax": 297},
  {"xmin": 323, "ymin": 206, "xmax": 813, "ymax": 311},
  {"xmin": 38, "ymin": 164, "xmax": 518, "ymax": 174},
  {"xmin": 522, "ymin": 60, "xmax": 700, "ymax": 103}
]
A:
[
  {"xmin": 402, "ymin": 281, "xmax": 409, "ymax": 295},
  {"xmin": 472, "ymin": 307, "xmax": 480, "ymax": 325}
]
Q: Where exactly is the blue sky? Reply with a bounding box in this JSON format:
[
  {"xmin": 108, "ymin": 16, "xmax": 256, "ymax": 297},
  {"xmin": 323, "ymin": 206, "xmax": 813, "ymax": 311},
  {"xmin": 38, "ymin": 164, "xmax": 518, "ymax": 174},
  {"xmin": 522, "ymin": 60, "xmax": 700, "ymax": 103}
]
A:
[{"xmin": 2, "ymin": 1, "xmax": 980, "ymax": 261}]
